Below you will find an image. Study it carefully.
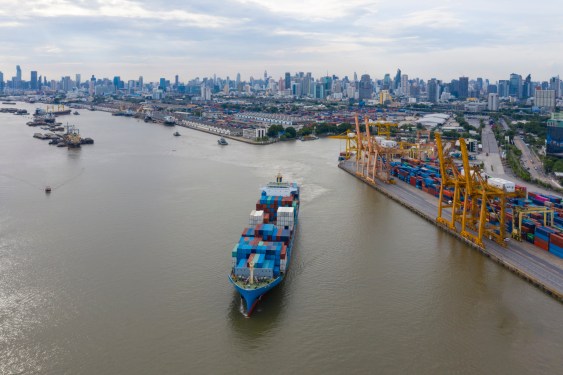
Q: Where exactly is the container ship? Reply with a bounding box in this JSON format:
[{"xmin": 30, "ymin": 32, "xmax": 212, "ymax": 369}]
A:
[{"xmin": 229, "ymin": 174, "xmax": 299, "ymax": 316}]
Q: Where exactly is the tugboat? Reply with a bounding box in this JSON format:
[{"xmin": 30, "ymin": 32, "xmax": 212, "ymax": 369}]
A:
[
  {"xmin": 173, "ymin": 131, "xmax": 181, "ymax": 137},
  {"xmin": 217, "ymin": 137, "xmax": 228, "ymax": 145}
]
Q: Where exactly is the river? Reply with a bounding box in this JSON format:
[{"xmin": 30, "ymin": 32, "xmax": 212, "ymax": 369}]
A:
[{"xmin": 1, "ymin": 102, "xmax": 563, "ymax": 374}]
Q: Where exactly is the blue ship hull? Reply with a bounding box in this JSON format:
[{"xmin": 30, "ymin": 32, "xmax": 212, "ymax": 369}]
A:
[{"xmin": 229, "ymin": 274, "xmax": 284, "ymax": 314}]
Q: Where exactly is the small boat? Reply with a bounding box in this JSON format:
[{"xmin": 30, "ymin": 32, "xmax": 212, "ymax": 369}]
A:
[
  {"xmin": 217, "ymin": 137, "xmax": 228, "ymax": 145},
  {"xmin": 2, "ymin": 101, "xmax": 16, "ymax": 105},
  {"xmin": 163, "ymin": 116, "xmax": 176, "ymax": 126},
  {"xmin": 73, "ymin": 111, "xmax": 80, "ymax": 115},
  {"xmin": 173, "ymin": 132, "xmax": 181, "ymax": 137},
  {"xmin": 45, "ymin": 186, "xmax": 52, "ymax": 193}
]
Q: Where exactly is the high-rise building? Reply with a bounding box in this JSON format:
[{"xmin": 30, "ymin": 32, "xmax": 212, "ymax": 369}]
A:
[
  {"xmin": 138, "ymin": 76, "xmax": 143, "ymax": 90},
  {"xmin": 459, "ymin": 76, "xmax": 469, "ymax": 99},
  {"xmin": 509, "ymin": 73, "xmax": 522, "ymax": 98},
  {"xmin": 549, "ymin": 76, "xmax": 561, "ymax": 98},
  {"xmin": 75, "ymin": 74, "xmax": 81, "ymax": 88},
  {"xmin": 476, "ymin": 77, "xmax": 483, "ymax": 95},
  {"xmin": 113, "ymin": 76, "xmax": 121, "ymax": 91},
  {"xmin": 393, "ymin": 68, "xmax": 401, "ymax": 91},
  {"xmin": 358, "ymin": 74, "xmax": 372, "ymax": 100},
  {"xmin": 427, "ymin": 78, "xmax": 439, "ymax": 103},
  {"xmin": 535, "ymin": 89, "xmax": 556, "ymax": 110},
  {"xmin": 498, "ymin": 80, "xmax": 509, "ymax": 97},
  {"xmin": 449, "ymin": 79, "xmax": 459, "ymax": 98},
  {"xmin": 284, "ymin": 72, "xmax": 291, "ymax": 89},
  {"xmin": 382, "ymin": 74, "xmax": 391, "ymax": 90},
  {"xmin": 522, "ymin": 74, "xmax": 532, "ymax": 99},
  {"xmin": 62, "ymin": 76, "xmax": 71, "ymax": 92},
  {"xmin": 546, "ymin": 113, "xmax": 563, "ymax": 155},
  {"xmin": 0, "ymin": 71, "xmax": 4, "ymax": 90},
  {"xmin": 487, "ymin": 93, "xmax": 499, "ymax": 111},
  {"xmin": 487, "ymin": 85, "xmax": 498, "ymax": 94},
  {"xmin": 401, "ymin": 74, "xmax": 409, "ymax": 97},
  {"xmin": 30, "ymin": 71, "xmax": 37, "ymax": 90},
  {"xmin": 159, "ymin": 77, "xmax": 166, "ymax": 90},
  {"xmin": 14, "ymin": 65, "xmax": 21, "ymax": 89}
]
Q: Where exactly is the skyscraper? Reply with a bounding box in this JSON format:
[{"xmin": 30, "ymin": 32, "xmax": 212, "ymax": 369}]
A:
[
  {"xmin": 30, "ymin": 71, "xmax": 37, "ymax": 90},
  {"xmin": 75, "ymin": 74, "xmax": 81, "ymax": 88},
  {"xmin": 159, "ymin": 77, "xmax": 166, "ymax": 90},
  {"xmin": 383, "ymin": 74, "xmax": 391, "ymax": 90},
  {"xmin": 394, "ymin": 68, "xmax": 401, "ymax": 91},
  {"xmin": 498, "ymin": 80, "xmax": 509, "ymax": 97},
  {"xmin": 284, "ymin": 72, "xmax": 291, "ymax": 90},
  {"xmin": 459, "ymin": 76, "xmax": 469, "ymax": 99},
  {"xmin": 15, "ymin": 65, "xmax": 21, "ymax": 89},
  {"xmin": 358, "ymin": 74, "xmax": 373, "ymax": 100},
  {"xmin": 549, "ymin": 76, "xmax": 561, "ymax": 98},
  {"xmin": 0, "ymin": 71, "xmax": 4, "ymax": 91},
  {"xmin": 401, "ymin": 74, "xmax": 409, "ymax": 97},
  {"xmin": 522, "ymin": 74, "xmax": 532, "ymax": 99},
  {"xmin": 509, "ymin": 73, "xmax": 522, "ymax": 98},
  {"xmin": 427, "ymin": 79, "xmax": 439, "ymax": 103}
]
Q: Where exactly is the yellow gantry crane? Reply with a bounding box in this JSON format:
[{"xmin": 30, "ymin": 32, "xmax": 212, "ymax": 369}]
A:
[
  {"xmin": 436, "ymin": 133, "xmax": 525, "ymax": 248},
  {"xmin": 328, "ymin": 130, "xmax": 360, "ymax": 161},
  {"xmin": 435, "ymin": 133, "xmax": 466, "ymax": 231},
  {"xmin": 352, "ymin": 114, "xmax": 409, "ymax": 183},
  {"xmin": 511, "ymin": 206, "xmax": 554, "ymax": 242}
]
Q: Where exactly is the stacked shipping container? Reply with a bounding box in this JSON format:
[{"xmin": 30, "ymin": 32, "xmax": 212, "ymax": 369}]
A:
[
  {"xmin": 391, "ymin": 157, "xmax": 563, "ymax": 260},
  {"xmin": 232, "ymin": 193, "xmax": 298, "ymax": 280}
]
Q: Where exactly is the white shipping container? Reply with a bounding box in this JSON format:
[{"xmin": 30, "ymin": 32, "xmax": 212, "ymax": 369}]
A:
[
  {"xmin": 381, "ymin": 140, "xmax": 397, "ymax": 148},
  {"xmin": 487, "ymin": 177, "xmax": 515, "ymax": 192}
]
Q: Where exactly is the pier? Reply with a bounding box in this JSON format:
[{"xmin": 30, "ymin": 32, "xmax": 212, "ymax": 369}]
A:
[{"xmin": 339, "ymin": 160, "xmax": 563, "ymax": 303}]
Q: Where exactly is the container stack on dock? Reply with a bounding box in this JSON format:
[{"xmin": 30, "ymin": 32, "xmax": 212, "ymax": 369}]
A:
[{"xmin": 388, "ymin": 156, "xmax": 563, "ymax": 260}]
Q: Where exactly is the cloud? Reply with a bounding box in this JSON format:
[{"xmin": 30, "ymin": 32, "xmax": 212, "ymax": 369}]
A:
[{"xmin": 0, "ymin": 0, "xmax": 561, "ymax": 81}]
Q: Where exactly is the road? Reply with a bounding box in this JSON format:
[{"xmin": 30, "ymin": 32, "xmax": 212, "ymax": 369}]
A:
[
  {"xmin": 500, "ymin": 117, "xmax": 561, "ymax": 189},
  {"xmin": 477, "ymin": 123, "xmax": 505, "ymax": 176},
  {"xmin": 340, "ymin": 160, "xmax": 563, "ymax": 302}
]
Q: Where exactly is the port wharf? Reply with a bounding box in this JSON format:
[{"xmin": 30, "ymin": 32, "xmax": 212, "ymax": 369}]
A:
[
  {"xmin": 176, "ymin": 121, "xmax": 276, "ymax": 145},
  {"xmin": 339, "ymin": 160, "xmax": 563, "ymax": 303}
]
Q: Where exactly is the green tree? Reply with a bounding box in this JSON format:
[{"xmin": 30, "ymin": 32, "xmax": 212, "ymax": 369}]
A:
[
  {"xmin": 284, "ymin": 126, "xmax": 296, "ymax": 138},
  {"xmin": 298, "ymin": 127, "xmax": 313, "ymax": 136},
  {"xmin": 267, "ymin": 125, "xmax": 284, "ymax": 138}
]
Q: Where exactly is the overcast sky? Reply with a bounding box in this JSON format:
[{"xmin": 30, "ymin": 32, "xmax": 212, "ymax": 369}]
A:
[{"xmin": 0, "ymin": 0, "xmax": 561, "ymax": 82}]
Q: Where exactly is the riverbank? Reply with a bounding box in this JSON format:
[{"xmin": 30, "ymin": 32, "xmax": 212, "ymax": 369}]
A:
[
  {"xmin": 339, "ymin": 160, "xmax": 563, "ymax": 303},
  {"xmin": 176, "ymin": 121, "xmax": 276, "ymax": 145}
]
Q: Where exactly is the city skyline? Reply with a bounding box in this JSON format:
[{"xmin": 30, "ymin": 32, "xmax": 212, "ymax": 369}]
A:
[{"xmin": 0, "ymin": 0, "xmax": 561, "ymax": 81}]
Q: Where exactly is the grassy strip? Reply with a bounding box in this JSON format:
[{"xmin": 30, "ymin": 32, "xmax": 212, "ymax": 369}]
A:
[{"xmin": 506, "ymin": 145, "xmax": 532, "ymax": 182}]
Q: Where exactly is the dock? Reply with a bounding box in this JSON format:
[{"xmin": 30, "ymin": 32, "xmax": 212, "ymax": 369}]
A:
[{"xmin": 339, "ymin": 160, "xmax": 563, "ymax": 303}]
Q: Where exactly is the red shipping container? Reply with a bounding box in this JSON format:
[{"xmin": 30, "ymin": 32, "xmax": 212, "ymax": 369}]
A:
[
  {"xmin": 534, "ymin": 237, "xmax": 549, "ymax": 251},
  {"xmin": 550, "ymin": 233, "xmax": 563, "ymax": 247}
]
